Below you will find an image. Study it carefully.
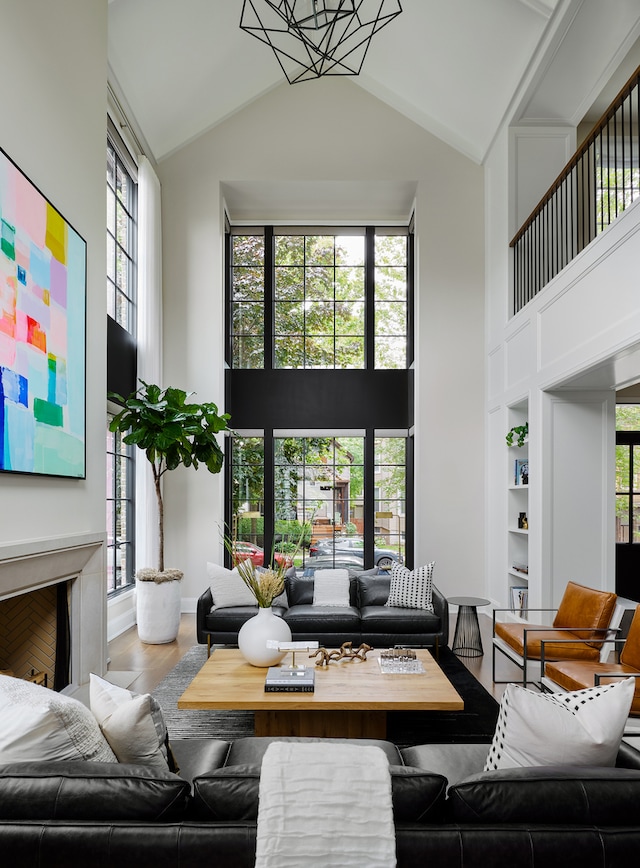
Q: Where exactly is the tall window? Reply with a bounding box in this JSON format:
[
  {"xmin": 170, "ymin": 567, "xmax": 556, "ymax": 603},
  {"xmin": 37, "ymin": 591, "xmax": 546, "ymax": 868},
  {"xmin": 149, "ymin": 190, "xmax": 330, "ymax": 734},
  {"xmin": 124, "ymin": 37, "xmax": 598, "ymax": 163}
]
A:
[
  {"xmin": 226, "ymin": 223, "xmax": 413, "ymax": 569},
  {"xmin": 230, "ymin": 228, "xmax": 408, "ymax": 370},
  {"xmin": 107, "ymin": 140, "xmax": 137, "ymax": 332},
  {"xmin": 106, "ymin": 135, "xmax": 137, "ymax": 595},
  {"xmin": 615, "ymin": 406, "xmax": 640, "ymax": 543},
  {"xmin": 230, "ymin": 433, "xmax": 406, "ymax": 569},
  {"xmin": 106, "ymin": 414, "xmax": 135, "ymax": 593}
]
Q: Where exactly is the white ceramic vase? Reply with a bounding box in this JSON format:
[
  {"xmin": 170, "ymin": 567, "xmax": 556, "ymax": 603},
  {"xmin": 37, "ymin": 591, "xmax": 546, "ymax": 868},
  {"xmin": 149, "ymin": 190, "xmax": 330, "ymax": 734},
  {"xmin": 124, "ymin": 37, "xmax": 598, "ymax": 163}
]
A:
[
  {"xmin": 237, "ymin": 606, "xmax": 292, "ymax": 667},
  {"xmin": 136, "ymin": 578, "xmax": 182, "ymax": 644}
]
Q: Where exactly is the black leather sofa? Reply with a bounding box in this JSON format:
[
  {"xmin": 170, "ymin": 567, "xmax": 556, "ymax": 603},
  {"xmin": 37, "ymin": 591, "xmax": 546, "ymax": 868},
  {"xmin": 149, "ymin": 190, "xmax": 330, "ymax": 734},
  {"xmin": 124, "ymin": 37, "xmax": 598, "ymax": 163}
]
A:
[
  {"xmin": 197, "ymin": 572, "xmax": 449, "ymax": 651},
  {"xmin": 2, "ymin": 736, "xmax": 640, "ymax": 867}
]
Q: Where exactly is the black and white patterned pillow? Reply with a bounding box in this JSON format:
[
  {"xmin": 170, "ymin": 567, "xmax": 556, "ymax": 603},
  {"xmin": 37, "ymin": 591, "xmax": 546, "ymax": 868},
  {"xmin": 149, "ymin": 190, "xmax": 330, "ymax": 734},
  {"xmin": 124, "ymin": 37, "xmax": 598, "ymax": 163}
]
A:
[
  {"xmin": 385, "ymin": 562, "xmax": 434, "ymax": 611},
  {"xmin": 484, "ymin": 678, "xmax": 635, "ymax": 771}
]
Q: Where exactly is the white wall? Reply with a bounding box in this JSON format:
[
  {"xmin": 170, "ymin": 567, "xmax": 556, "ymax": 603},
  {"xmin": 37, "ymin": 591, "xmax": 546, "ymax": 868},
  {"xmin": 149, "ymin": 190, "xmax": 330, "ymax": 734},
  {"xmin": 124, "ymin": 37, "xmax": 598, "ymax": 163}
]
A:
[
  {"xmin": 0, "ymin": 2, "xmax": 108, "ymax": 545},
  {"xmin": 158, "ymin": 78, "xmax": 486, "ymax": 608},
  {"xmin": 485, "ymin": 118, "xmax": 640, "ymax": 609}
]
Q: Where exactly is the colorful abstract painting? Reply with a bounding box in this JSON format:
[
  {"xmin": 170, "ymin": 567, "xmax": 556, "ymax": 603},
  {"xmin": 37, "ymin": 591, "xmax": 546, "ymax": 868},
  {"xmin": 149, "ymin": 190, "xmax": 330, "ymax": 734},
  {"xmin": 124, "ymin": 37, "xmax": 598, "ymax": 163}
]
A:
[{"xmin": 0, "ymin": 147, "xmax": 86, "ymax": 478}]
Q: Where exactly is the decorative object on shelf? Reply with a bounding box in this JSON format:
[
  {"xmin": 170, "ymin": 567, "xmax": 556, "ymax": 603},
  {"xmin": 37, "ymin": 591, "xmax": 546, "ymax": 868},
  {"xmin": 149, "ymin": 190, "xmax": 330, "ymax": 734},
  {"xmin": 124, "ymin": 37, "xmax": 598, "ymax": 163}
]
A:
[
  {"xmin": 510, "ymin": 585, "xmax": 528, "ymax": 615},
  {"xmin": 506, "ymin": 422, "xmax": 528, "ymax": 448},
  {"xmin": 517, "ymin": 512, "xmax": 527, "ymax": 529},
  {"xmin": 109, "ymin": 381, "xmax": 231, "ymax": 644},
  {"xmin": 514, "ymin": 459, "xmax": 529, "ymax": 485},
  {"xmin": 311, "ymin": 641, "xmax": 372, "ymax": 666},
  {"xmin": 239, "ymin": 0, "xmax": 403, "ymax": 84},
  {"xmin": 238, "ymin": 606, "xmax": 293, "ymax": 667},
  {"xmin": 522, "ymin": 515, "xmax": 528, "ymax": 530}
]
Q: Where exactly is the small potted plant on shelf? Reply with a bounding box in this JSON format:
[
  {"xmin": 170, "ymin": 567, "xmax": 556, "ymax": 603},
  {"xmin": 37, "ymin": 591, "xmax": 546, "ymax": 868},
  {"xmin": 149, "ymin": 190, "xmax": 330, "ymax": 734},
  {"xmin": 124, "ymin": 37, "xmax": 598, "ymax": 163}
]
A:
[
  {"xmin": 109, "ymin": 380, "xmax": 231, "ymax": 644},
  {"xmin": 506, "ymin": 422, "xmax": 528, "ymax": 448}
]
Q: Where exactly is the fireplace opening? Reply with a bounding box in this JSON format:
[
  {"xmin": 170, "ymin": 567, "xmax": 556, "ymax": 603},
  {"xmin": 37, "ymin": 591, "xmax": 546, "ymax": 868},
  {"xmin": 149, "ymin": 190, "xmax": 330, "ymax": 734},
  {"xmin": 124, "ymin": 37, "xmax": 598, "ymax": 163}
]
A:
[{"xmin": 0, "ymin": 581, "xmax": 71, "ymax": 691}]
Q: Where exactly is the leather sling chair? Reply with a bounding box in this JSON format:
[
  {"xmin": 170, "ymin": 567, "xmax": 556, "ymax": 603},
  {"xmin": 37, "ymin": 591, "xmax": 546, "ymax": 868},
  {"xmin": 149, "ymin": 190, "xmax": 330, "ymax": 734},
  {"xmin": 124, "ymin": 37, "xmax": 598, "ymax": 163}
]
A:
[
  {"xmin": 542, "ymin": 604, "xmax": 640, "ymax": 718},
  {"xmin": 492, "ymin": 580, "xmax": 618, "ymax": 687}
]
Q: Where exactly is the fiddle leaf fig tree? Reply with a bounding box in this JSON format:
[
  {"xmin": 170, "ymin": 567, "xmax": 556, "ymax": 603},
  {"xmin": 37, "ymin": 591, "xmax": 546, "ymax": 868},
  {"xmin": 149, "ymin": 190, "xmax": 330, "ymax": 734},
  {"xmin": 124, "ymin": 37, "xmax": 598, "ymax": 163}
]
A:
[{"xmin": 109, "ymin": 381, "xmax": 231, "ymax": 575}]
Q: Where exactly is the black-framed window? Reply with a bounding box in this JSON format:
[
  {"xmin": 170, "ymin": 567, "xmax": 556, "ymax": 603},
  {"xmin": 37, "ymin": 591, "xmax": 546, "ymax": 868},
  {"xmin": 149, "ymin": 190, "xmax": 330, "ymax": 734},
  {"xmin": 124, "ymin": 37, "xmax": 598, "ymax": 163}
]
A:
[
  {"xmin": 229, "ymin": 227, "xmax": 409, "ymax": 371},
  {"xmin": 106, "ymin": 130, "xmax": 138, "ymax": 596},
  {"xmin": 106, "ymin": 413, "xmax": 135, "ymax": 594},
  {"xmin": 225, "ymin": 222, "xmax": 414, "ymax": 569},
  {"xmin": 107, "ymin": 139, "xmax": 137, "ymax": 333},
  {"xmin": 228, "ymin": 431, "xmax": 408, "ymax": 570}
]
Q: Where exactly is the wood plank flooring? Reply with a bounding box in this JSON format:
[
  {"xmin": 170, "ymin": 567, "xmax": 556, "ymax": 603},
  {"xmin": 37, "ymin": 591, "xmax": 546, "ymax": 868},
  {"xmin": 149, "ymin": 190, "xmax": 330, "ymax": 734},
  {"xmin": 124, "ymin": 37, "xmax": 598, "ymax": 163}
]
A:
[{"xmin": 107, "ymin": 613, "xmax": 520, "ymax": 700}]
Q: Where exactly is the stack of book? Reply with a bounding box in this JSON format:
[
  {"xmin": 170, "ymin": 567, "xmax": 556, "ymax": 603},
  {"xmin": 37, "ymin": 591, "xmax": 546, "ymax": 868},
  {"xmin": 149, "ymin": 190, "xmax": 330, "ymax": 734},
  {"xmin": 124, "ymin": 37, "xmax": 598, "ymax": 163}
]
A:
[{"xmin": 264, "ymin": 666, "xmax": 315, "ymax": 693}]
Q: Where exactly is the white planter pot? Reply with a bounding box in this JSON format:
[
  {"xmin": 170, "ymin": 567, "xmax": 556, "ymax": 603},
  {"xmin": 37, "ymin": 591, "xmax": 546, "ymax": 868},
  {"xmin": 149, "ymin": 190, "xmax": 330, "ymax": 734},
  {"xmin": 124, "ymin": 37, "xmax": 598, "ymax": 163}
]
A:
[
  {"xmin": 136, "ymin": 578, "xmax": 182, "ymax": 644},
  {"xmin": 237, "ymin": 606, "xmax": 292, "ymax": 667}
]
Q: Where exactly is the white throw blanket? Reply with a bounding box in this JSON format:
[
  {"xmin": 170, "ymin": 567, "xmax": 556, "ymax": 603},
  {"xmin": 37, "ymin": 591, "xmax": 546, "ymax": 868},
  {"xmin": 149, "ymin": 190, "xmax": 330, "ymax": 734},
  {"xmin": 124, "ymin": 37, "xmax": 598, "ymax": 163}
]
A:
[{"xmin": 255, "ymin": 742, "xmax": 396, "ymax": 868}]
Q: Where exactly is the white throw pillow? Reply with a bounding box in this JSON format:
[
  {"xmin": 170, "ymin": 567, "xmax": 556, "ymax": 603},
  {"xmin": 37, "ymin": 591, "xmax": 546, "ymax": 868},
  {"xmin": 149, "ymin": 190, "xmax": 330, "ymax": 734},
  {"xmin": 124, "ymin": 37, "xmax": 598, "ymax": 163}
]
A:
[
  {"xmin": 207, "ymin": 562, "xmax": 258, "ymax": 609},
  {"xmin": 386, "ymin": 562, "xmax": 434, "ymax": 611},
  {"xmin": 312, "ymin": 569, "xmax": 351, "ymax": 606},
  {"xmin": 90, "ymin": 673, "xmax": 173, "ymax": 770},
  {"xmin": 0, "ymin": 673, "xmax": 117, "ymax": 764},
  {"xmin": 484, "ymin": 678, "xmax": 635, "ymax": 771}
]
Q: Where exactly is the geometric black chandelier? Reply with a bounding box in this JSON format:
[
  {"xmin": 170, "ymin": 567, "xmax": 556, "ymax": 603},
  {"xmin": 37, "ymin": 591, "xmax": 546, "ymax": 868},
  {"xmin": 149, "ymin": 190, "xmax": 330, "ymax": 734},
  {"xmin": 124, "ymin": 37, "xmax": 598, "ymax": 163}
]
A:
[{"xmin": 239, "ymin": 1, "xmax": 403, "ymax": 85}]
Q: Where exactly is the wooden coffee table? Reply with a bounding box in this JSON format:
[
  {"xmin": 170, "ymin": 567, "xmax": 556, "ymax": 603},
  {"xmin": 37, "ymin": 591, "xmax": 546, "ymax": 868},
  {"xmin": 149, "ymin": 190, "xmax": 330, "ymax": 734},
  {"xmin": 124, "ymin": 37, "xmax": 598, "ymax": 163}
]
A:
[{"xmin": 177, "ymin": 648, "xmax": 463, "ymax": 739}]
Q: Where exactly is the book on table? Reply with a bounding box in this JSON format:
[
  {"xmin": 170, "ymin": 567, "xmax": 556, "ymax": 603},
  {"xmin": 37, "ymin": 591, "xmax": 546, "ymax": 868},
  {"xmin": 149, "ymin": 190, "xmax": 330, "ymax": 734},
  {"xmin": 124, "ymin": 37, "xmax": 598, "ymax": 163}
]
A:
[{"xmin": 264, "ymin": 666, "xmax": 315, "ymax": 692}]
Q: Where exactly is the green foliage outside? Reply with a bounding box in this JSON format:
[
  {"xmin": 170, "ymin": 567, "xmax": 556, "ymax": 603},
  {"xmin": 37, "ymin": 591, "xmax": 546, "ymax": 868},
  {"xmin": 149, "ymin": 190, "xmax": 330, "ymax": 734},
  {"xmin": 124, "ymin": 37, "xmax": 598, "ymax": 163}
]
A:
[
  {"xmin": 615, "ymin": 406, "xmax": 640, "ymax": 529},
  {"xmin": 231, "ymin": 232, "xmax": 407, "ymax": 370}
]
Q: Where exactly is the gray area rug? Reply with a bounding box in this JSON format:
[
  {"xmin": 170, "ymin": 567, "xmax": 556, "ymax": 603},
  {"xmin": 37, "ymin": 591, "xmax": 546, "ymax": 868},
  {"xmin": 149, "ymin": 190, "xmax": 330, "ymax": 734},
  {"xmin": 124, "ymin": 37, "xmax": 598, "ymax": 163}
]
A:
[
  {"xmin": 152, "ymin": 645, "xmax": 499, "ymax": 746},
  {"xmin": 152, "ymin": 645, "xmax": 254, "ymax": 741}
]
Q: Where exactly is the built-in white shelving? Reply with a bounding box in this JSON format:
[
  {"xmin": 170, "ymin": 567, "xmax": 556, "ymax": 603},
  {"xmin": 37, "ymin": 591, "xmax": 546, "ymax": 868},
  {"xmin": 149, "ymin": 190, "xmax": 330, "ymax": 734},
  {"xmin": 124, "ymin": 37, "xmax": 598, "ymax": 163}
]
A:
[{"xmin": 507, "ymin": 402, "xmax": 529, "ymax": 617}]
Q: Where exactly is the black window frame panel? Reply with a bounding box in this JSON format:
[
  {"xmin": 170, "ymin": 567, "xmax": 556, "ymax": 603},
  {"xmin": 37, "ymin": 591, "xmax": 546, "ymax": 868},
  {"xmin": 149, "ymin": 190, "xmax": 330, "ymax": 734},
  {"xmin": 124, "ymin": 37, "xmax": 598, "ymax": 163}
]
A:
[
  {"xmin": 225, "ymin": 222, "xmax": 414, "ymax": 569},
  {"xmin": 616, "ymin": 431, "xmax": 640, "ymax": 542},
  {"xmin": 107, "ymin": 410, "xmax": 136, "ymax": 596},
  {"xmin": 107, "ymin": 118, "xmax": 138, "ymax": 335},
  {"xmin": 106, "ymin": 122, "xmax": 138, "ymax": 596}
]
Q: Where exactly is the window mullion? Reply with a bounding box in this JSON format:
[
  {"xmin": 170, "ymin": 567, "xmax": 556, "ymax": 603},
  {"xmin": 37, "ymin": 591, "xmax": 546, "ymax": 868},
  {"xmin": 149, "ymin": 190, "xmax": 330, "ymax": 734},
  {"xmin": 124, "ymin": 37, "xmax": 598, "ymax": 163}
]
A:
[
  {"xmin": 365, "ymin": 227, "xmax": 375, "ymax": 370},
  {"xmin": 265, "ymin": 226, "xmax": 275, "ymax": 370},
  {"xmin": 364, "ymin": 429, "xmax": 375, "ymax": 567},
  {"xmin": 264, "ymin": 430, "xmax": 275, "ymax": 563}
]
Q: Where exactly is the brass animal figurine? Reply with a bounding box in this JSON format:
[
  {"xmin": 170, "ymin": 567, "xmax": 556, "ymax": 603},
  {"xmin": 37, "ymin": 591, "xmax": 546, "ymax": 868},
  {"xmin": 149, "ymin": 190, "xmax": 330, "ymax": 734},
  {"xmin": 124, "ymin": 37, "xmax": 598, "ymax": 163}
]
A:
[{"xmin": 311, "ymin": 642, "xmax": 373, "ymax": 666}]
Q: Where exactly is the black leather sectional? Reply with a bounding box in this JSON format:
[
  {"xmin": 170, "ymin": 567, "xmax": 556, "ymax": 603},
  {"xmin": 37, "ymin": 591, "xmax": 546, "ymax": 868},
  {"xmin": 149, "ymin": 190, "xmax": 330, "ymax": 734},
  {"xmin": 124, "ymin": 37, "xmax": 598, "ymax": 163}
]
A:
[
  {"xmin": 197, "ymin": 571, "xmax": 449, "ymax": 651},
  {"xmin": 2, "ymin": 735, "xmax": 640, "ymax": 867}
]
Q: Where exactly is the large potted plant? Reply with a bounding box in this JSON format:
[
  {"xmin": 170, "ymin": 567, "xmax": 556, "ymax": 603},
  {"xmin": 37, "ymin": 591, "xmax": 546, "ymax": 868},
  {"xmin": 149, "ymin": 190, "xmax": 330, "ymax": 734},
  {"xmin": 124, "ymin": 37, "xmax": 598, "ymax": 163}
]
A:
[{"xmin": 109, "ymin": 381, "xmax": 231, "ymax": 643}]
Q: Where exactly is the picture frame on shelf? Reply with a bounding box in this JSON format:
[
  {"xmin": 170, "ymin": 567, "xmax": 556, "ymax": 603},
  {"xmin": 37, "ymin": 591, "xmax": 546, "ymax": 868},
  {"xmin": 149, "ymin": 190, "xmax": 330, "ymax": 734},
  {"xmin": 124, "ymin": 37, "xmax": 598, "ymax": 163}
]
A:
[
  {"xmin": 510, "ymin": 585, "xmax": 528, "ymax": 614},
  {"xmin": 514, "ymin": 459, "xmax": 528, "ymax": 486}
]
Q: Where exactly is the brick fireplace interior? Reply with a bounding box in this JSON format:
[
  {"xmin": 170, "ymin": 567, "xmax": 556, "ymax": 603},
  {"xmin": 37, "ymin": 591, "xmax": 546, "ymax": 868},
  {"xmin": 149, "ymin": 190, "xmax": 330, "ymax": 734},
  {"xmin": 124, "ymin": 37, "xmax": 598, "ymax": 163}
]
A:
[{"xmin": 0, "ymin": 581, "xmax": 71, "ymax": 691}]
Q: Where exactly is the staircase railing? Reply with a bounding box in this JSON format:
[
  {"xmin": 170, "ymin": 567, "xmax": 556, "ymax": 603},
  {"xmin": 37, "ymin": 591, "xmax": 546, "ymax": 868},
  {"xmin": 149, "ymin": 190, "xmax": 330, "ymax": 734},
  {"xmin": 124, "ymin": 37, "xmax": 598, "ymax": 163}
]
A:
[{"xmin": 510, "ymin": 66, "xmax": 640, "ymax": 314}]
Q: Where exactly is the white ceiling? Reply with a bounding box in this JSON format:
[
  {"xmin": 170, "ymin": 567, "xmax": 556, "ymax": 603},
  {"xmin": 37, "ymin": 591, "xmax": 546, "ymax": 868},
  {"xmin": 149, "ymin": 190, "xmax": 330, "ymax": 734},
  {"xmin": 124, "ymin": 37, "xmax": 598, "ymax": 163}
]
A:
[{"xmin": 107, "ymin": 0, "xmax": 640, "ymax": 218}]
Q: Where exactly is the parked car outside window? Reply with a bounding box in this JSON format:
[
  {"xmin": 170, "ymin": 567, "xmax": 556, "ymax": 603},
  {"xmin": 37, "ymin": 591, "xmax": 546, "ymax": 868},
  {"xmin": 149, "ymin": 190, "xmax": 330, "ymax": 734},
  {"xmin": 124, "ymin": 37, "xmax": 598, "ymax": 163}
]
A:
[
  {"xmin": 309, "ymin": 536, "xmax": 402, "ymax": 569},
  {"xmin": 233, "ymin": 541, "xmax": 293, "ymax": 569}
]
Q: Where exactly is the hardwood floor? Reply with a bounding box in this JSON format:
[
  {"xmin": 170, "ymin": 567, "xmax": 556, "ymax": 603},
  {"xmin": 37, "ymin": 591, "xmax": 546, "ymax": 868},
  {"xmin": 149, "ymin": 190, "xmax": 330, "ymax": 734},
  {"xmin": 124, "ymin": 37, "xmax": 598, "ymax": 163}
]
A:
[
  {"xmin": 107, "ymin": 614, "xmax": 197, "ymax": 694},
  {"xmin": 107, "ymin": 613, "xmax": 520, "ymax": 700}
]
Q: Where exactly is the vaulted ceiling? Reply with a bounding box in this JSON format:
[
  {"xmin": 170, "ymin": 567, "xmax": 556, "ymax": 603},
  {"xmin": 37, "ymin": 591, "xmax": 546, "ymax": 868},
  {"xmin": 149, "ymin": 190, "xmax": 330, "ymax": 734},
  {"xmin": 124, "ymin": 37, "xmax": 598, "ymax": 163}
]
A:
[{"xmin": 108, "ymin": 0, "xmax": 640, "ymax": 167}]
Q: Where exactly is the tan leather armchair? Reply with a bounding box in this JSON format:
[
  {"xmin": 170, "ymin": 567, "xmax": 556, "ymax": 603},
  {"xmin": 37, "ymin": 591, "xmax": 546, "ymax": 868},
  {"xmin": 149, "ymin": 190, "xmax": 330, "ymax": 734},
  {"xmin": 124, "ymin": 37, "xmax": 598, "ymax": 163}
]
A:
[
  {"xmin": 492, "ymin": 581, "xmax": 618, "ymax": 687},
  {"xmin": 543, "ymin": 604, "xmax": 640, "ymax": 717}
]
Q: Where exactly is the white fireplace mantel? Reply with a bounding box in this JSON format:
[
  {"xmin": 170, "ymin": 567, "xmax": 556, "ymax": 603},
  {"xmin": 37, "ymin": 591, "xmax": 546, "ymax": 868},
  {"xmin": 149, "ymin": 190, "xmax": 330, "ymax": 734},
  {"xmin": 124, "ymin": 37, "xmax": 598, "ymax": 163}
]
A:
[{"xmin": 0, "ymin": 532, "xmax": 108, "ymax": 694}]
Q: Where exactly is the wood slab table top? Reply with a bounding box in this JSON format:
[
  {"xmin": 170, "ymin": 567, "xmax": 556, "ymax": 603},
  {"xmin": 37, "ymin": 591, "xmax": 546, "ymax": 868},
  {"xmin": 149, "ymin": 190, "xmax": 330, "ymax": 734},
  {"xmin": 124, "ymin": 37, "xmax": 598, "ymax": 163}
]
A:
[{"xmin": 177, "ymin": 648, "xmax": 464, "ymax": 713}]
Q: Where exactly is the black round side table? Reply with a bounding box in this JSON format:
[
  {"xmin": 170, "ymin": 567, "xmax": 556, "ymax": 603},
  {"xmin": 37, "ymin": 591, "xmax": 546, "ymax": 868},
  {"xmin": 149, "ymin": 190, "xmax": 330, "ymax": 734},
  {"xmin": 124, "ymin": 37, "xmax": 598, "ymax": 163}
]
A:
[{"xmin": 448, "ymin": 596, "xmax": 490, "ymax": 658}]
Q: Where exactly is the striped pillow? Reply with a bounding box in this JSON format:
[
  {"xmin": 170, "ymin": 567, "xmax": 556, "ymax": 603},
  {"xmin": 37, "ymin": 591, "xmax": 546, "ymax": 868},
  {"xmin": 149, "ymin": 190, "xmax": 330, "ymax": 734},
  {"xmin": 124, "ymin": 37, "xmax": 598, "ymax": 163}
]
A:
[{"xmin": 386, "ymin": 562, "xmax": 434, "ymax": 611}]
